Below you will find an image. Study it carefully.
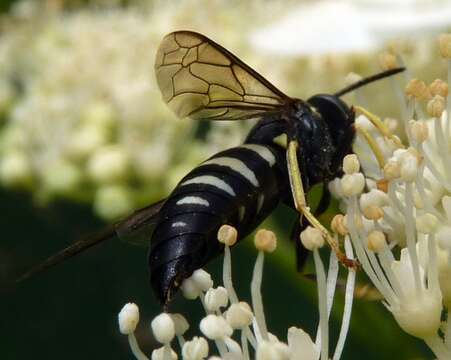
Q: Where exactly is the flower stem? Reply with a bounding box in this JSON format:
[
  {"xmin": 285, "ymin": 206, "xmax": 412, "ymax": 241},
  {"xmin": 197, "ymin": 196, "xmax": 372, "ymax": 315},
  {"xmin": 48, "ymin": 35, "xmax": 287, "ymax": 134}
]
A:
[
  {"xmin": 128, "ymin": 333, "xmax": 149, "ymax": 360},
  {"xmin": 404, "ymin": 183, "xmax": 423, "ymax": 300},
  {"xmin": 425, "ymin": 335, "xmax": 451, "ymax": 359},
  {"xmin": 251, "ymin": 251, "xmax": 268, "ymax": 341},
  {"xmin": 241, "ymin": 330, "xmax": 250, "ymax": 360},
  {"xmin": 333, "ymin": 237, "xmax": 355, "ymax": 360},
  {"xmin": 223, "ymin": 245, "xmax": 239, "ymax": 303},
  {"xmin": 313, "ymin": 249, "xmax": 329, "ymax": 360}
]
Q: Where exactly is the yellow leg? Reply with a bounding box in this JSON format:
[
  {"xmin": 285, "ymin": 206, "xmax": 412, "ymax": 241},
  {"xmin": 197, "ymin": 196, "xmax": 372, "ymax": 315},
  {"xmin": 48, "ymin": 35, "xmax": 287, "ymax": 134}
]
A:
[
  {"xmin": 354, "ymin": 105, "xmax": 405, "ymax": 149},
  {"xmin": 287, "ymin": 141, "xmax": 358, "ymax": 268}
]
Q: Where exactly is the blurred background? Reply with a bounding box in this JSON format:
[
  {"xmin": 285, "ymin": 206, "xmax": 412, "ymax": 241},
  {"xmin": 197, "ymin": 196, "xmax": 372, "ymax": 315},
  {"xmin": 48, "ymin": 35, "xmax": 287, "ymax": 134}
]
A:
[{"xmin": 0, "ymin": 0, "xmax": 450, "ymax": 358}]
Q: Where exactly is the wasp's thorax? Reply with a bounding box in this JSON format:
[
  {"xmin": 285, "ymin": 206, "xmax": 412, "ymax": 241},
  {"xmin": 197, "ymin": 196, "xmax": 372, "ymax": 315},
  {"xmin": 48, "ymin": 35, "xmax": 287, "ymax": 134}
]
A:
[
  {"xmin": 307, "ymin": 95, "xmax": 355, "ymax": 179},
  {"xmin": 246, "ymin": 96, "xmax": 355, "ymax": 191}
]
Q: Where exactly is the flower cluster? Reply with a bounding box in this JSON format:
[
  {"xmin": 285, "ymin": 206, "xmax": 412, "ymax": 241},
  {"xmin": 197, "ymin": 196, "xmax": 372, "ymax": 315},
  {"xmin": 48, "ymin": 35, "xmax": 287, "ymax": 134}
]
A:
[
  {"xmin": 118, "ymin": 225, "xmax": 356, "ymax": 360},
  {"xmin": 0, "ymin": 0, "xmax": 267, "ymax": 219},
  {"xmin": 0, "ymin": 1, "xmax": 444, "ymax": 221},
  {"xmin": 328, "ymin": 34, "xmax": 451, "ymax": 359}
]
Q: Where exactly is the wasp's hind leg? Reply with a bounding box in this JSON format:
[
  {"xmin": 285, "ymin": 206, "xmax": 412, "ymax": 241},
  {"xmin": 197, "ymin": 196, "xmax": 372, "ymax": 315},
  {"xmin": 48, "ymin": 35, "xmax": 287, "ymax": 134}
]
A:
[{"xmin": 286, "ymin": 140, "xmax": 357, "ymax": 268}]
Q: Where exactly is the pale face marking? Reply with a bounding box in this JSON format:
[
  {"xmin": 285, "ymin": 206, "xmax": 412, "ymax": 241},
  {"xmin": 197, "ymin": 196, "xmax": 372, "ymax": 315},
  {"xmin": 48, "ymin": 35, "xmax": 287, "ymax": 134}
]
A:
[
  {"xmin": 273, "ymin": 133, "xmax": 288, "ymax": 149},
  {"xmin": 181, "ymin": 175, "xmax": 236, "ymax": 196},
  {"xmin": 172, "ymin": 221, "xmax": 187, "ymax": 228},
  {"xmin": 240, "ymin": 144, "xmax": 276, "ymax": 166},
  {"xmin": 176, "ymin": 196, "xmax": 210, "ymax": 207},
  {"xmin": 202, "ymin": 157, "xmax": 259, "ymax": 187}
]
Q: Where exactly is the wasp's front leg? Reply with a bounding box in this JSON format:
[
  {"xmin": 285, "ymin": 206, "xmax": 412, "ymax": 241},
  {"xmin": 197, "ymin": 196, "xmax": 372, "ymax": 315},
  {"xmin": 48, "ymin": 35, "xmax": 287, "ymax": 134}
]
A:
[{"xmin": 286, "ymin": 140, "xmax": 358, "ymax": 268}]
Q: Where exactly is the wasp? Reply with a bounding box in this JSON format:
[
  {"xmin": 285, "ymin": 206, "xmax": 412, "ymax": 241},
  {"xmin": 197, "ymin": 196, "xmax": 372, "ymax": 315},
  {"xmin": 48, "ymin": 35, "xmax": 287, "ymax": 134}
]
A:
[{"xmin": 16, "ymin": 31, "xmax": 404, "ymax": 306}]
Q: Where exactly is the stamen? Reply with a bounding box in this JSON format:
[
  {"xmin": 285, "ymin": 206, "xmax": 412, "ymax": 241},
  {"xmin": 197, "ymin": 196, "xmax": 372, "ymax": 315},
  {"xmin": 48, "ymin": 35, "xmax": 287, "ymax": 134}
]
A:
[
  {"xmin": 378, "ymin": 244, "xmax": 405, "ymax": 304},
  {"xmin": 347, "ymin": 197, "xmax": 396, "ymax": 304},
  {"xmin": 325, "ymin": 252, "xmax": 339, "ymax": 316},
  {"xmin": 313, "ymin": 249, "xmax": 329, "ymax": 360},
  {"xmin": 356, "ymin": 125, "xmax": 386, "ymax": 168},
  {"xmin": 447, "ymin": 64, "xmax": 451, "ymax": 136},
  {"xmin": 241, "ymin": 331, "xmax": 250, "ymax": 360},
  {"xmin": 426, "ymin": 234, "xmax": 440, "ymax": 293},
  {"xmin": 218, "ymin": 225, "xmax": 239, "ymax": 304},
  {"xmin": 417, "ymin": 142, "xmax": 451, "ymax": 192},
  {"xmin": 403, "ymin": 183, "xmax": 423, "ymax": 300},
  {"xmin": 432, "ymin": 110, "xmax": 451, "ymax": 182},
  {"xmin": 118, "ymin": 303, "xmax": 149, "ymax": 360},
  {"xmin": 424, "ymin": 336, "xmax": 450, "ymax": 360},
  {"xmin": 128, "ymin": 335, "xmax": 149, "ymax": 360},
  {"xmin": 251, "ymin": 251, "xmax": 268, "ymax": 341},
  {"xmin": 315, "ymin": 250, "xmax": 338, "ymax": 353},
  {"xmin": 332, "ymin": 237, "xmax": 356, "ymax": 360}
]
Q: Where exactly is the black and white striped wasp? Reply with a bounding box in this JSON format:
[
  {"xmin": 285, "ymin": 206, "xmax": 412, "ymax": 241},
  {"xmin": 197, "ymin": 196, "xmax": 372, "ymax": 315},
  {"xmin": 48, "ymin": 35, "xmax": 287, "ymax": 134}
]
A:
[{"xmin": 17, "ymin": 31, "xmax": 404, "ymax": 306}]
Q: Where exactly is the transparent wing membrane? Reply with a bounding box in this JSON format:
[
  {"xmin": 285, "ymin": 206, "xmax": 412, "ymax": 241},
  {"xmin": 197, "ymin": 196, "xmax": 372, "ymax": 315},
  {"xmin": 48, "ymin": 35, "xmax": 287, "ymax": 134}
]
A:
[
  {"xmin": 15, "ymin": 200, "xmax": 166, "ymax": 285},
  {"xmin": 155, "ymin": 31, "xmax": 290, "ymax": 121}
]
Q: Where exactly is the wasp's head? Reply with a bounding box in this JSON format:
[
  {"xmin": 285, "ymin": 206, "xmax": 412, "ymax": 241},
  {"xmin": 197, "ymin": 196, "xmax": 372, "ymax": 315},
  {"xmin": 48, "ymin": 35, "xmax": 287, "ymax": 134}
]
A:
[{"xmin": 307, "ymin": 94, "xmax": 355, "ymax": 179}]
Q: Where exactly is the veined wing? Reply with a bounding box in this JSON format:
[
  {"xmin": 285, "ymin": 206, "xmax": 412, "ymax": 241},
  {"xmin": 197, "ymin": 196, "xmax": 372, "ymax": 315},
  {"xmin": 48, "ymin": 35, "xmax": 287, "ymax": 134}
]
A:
[
  {"xmin": 115, "ymin": 199, "xmax": 166, "ymax": 246},
  {"xmin": 155, "ymin": 31, "xmax": 291, "ymax": 121}
]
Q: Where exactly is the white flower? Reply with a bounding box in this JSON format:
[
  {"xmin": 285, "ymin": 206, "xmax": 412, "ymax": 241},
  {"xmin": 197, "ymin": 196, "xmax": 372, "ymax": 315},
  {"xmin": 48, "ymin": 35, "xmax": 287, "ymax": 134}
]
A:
[
  {"xmin": 169, "ymin": 314, "xmax": 189, "ymax": 336},
  {"xmin": 87, "ymin": 145, "xmax": 130, "ymax": 184},
  {"xmin": 199, "ymin": 315, "xmax": 233, "ymax": 340},
  {"xmin": 287, "ymin": 327, "xmax": 319, "ymax": 360},
  {"xmin": 0, "ymin": 150, "xmax": 32, "ymax": 187},
  {"xmin": 204, "ymin": 287, "xmax": 229, "ymax": 313},
  {"xmin": 256, "ymin": 340, "xmax": 290, "ymax": 360},
  {"xmin": 390, "ymin": 249, "xmax": 442, "ymax": 339},
  {"xmin": 333, "ymin": 37, "xmax": 451, "ymax": 357},
  {"xmin": 254, "ymin": 229, "xmax": 277, "ymax": 253},
  {"xmin": 118, "ymin": 303, "xmax": 139, "ymax": 335},
  {"xmin": 191, "ymin": 269, "xmax": 214, "ymax": 292},
  {"xmin": 0, "ymin": 0, "xmax": 256, "ymax": 219},
  {"xmin": 151, "ymin": 313, "xmax": 175, "ymax": 344},
  {"xmin": 93, "ymin": 185, "xmax": 134, "ymax": 220},
  {"xmin": 300, "ymin": 226, "xmax": 324, "ymax": 250},
  {"xmin": 151, "ymin": 346, "xmax": 178, "ymax": 360},
  {"xmin": 340, "ymin": 173, "xmax": 365, "ymax": 197},
  {"xmin": 182, "ymin": 337, "xmax": 209, "ymax": 360},
  {"xmin": 225, "ymin": 302, "xmax": 253, "ymax": 329}
]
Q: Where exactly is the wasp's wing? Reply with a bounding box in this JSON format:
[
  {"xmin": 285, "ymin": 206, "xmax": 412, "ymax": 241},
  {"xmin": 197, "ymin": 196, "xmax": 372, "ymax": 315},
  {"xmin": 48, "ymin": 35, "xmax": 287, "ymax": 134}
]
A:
[
  {"xmin": 115, "ymin": 198, "xmax": 166, "ymax": 246},
  {"xmin": 15, "ymin": 200, "xmax": 165, "ymax": 285},
  {"xmin": 155, "ymin": 31, "xmax": 291, "ymax": 121}
]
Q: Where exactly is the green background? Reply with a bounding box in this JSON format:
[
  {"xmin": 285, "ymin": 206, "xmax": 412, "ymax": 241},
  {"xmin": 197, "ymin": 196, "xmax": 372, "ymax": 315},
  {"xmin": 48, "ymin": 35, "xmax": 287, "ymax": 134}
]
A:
[{"xmin": 0, "ymin": 189, "xmax": 431, "ymax": 359}]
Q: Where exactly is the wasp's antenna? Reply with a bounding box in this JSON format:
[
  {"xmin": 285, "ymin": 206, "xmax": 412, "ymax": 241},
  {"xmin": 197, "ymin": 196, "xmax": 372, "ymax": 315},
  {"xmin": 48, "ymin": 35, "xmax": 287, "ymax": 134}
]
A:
[
  {"xmin": 334, "ymin": 67, "xmax": 405, "ymax": 97},
  {"xmin": 14, "ymin": 225, "xmax": 116, "ymax": 285}
]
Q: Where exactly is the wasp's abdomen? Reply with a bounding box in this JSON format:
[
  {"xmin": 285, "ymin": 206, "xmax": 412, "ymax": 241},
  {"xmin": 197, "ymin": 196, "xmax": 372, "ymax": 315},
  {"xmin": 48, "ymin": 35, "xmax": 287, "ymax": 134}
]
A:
[{"xmin": 149, "ymin": 143, "xmax": 286, "ymax": 304}]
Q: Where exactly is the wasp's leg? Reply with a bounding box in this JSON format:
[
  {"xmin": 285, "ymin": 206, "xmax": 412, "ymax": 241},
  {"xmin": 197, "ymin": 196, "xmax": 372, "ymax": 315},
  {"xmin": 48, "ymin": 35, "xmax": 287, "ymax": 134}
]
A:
[
  {"xmin": 286, "ymin": 140, "xmax": 357, "ymax": 268},
  {"xmin": 354, "ymin": 105, "xmax": 405, "ymax": 149}
]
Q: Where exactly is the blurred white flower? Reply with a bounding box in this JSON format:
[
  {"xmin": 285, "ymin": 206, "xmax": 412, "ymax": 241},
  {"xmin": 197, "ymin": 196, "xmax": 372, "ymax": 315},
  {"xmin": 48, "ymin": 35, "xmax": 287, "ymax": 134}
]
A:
[
  {"xmin": 251, "ymin": 0, "xmax": 451, "ymax": 56},
  {"xmin": 0, "ymin": 0, "xmax": 268, "ymax": 219}
]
